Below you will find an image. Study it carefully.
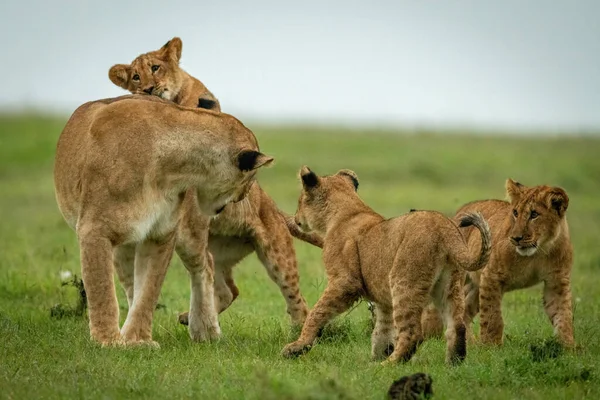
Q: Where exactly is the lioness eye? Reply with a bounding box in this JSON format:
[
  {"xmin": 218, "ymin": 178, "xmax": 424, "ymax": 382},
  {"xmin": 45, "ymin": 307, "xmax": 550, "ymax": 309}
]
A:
[
  {"xmin": 132, "ymin": 74, "xmax": 140, "ymax": 81},
  {"xmin": 151, "ymin": 65, "xmax": 160, "ymax": 72},
  {"xmin": 530, "ymin": 210, "xmax": 539, "ymax": 219},
  {"xmin": 512, "ymin": 209, "xmax": 518, "ymax": 217}
]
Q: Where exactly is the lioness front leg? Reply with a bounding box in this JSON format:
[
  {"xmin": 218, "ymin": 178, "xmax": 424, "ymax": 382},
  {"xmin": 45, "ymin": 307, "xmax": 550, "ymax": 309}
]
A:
[
  {"xmin": 543, "ymin": 276, "xmax": 574, "ymax": 348},
  {"xmin": 282, "ymin": 284, "xmax": 358, "ymax": 358},
  {"xmin": 478, "ymin": 274, "xmax": 504, "ymax": 345},
  {"xmin": 120, "ymin": 233, "xmax": 176, "ymax": 346},
  {"xmin": 78, "ymin": 229, "xmax": 120, "ymax": 346}
]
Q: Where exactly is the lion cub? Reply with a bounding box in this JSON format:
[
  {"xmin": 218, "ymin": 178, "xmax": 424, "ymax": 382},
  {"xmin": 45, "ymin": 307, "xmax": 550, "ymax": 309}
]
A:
[
  {"xmin": 54, "ymin": 95, "xmax": 272, "ymax": 346},
  {"xmin": 424, "ymin": 179, "xmax": 574, "ymax": 347},
  {"xmin": 281, "ymin": 167, "xmax": 492, "ymax": 365}
]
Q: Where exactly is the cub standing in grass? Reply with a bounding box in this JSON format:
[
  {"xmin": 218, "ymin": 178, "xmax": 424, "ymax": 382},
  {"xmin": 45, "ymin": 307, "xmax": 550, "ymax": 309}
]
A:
[
  {"xmin": 423, "ymin": 179, "xmax": 574, "ymax": 347},
  {"xmin": 281, "ymin": 167, "xmax": 491, "ymax": 365},
  {"xmin": 54, "ymin": 95, "xmax": 272, "ymax": 346},
  {"xmin": 109, "ymin": 37, "xmax": 322, "ymax": 331}
]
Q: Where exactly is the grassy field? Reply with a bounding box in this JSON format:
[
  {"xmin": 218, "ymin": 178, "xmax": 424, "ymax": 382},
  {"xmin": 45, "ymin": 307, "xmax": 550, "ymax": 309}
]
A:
[{"xmin": 1, "ymin": 114, "xmax": 599, "ymax": 399}]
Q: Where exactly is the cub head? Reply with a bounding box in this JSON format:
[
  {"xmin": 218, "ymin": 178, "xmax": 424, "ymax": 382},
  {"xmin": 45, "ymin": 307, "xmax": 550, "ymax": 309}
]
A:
[
  {"xmin": 196, "ymin": 149, "xmax": 274, "ymax": 217},
  {"xmin": 108, "ymin": 37, "xmax": 220, "ymax": 111},
  {"xmin": 505, "ymin": 178, "xmax": 569, "ymax": 257},
  {"xmin": 295, "ymin": 166, "xmax": 359, "ymax": 236}
]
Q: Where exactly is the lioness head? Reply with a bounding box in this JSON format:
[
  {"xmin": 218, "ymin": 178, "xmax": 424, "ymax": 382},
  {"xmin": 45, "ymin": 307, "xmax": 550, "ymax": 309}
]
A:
[
  {"xmin": 108, "ymin": 37, "xmax": 220, "ymax": 111},
  {"xmin": 295, "ymin": 166, "xmax": 359, "ymax": 236},
  {"xmin": 505, "ymin": 178, "xmax": 569, "ymax": 257},
  {"xmin": 198, "ymin": 149, "xmax": 274, "ymax": 216}
]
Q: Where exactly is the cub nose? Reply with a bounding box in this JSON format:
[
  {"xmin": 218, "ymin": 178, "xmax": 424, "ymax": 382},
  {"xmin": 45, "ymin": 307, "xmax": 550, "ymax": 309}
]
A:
[
  {"xmin": 143, "ymin": 86, "xmax": 154, "ymax": 94},
  {"xmin": 510, "ymin": 236, "xmax": 523, "ymax": 244}
]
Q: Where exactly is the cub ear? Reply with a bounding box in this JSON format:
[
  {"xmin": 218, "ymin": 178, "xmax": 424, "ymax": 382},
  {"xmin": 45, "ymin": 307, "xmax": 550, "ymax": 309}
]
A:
[
  {"xmin": 161, "ymin": 37, "xmax": 183, "ymax": 63},
  {"xmin": 299, "ymin": 165, "xmax": 320, "ymax": 189},
  {"xmin": 505, "ymin": 178, "xmax": 524, "ymax": 203},
  {"xmin": 237, "ymin": 150, "xmax": 274, "ymax": 171},
  {"xmin": 337, "ymin": 169, "xmax": 359, "ymax": 191},
  {"xmin": 545, "ymin": 187, "xmax": 569, "ymax": 217},
  {"xmin": 108, "ymin": 64, "xmax": 130, "ymax": 89}
]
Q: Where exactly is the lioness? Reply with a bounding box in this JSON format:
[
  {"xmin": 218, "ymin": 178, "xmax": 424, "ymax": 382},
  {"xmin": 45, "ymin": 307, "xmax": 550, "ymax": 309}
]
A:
[
  {"xmin": 281, "ymin": 167, "xmax": 491, "ymax": 365},
  {"xmin": 423, "ymin": 179, "xmax": 574, "ymax": 347},
  {"xmin": 109, "ymin": 38, "xmax": 322, "ymax": 330},
  {"xmin": 54, "ymin": 95, "xmax": 272, "ymax": 346}
]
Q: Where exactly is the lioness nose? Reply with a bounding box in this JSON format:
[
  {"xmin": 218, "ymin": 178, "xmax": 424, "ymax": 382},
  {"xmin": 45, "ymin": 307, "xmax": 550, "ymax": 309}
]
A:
[
  {"xmin": 143, "ymin": 86, "xmax": 154, "ymax": 94},
  {"xmin": 511, "ymin": 236, "xmax": 523, "ymax": 243}
]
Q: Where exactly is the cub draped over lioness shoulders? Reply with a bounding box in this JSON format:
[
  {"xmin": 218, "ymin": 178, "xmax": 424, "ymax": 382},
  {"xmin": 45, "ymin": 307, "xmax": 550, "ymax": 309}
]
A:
[
  {"xmin": 109, "ymin": 37, "xmax": 220, "ymax": 111},
  {"xmin": 422, "ymin": 179, "xmax": 574, "ymax": 348}
]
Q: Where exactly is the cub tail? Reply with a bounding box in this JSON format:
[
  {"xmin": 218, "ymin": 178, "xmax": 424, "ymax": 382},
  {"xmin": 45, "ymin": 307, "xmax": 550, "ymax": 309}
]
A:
[{"xmin": 452, "ymin": 212, "xmax": 491, "ymax": 272}]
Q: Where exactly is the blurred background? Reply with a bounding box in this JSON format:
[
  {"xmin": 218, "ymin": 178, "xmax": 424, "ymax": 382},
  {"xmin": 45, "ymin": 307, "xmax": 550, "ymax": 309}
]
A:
[{"xmin": 1, "ymin": 0, "xmax": 599, "ymax": 133}]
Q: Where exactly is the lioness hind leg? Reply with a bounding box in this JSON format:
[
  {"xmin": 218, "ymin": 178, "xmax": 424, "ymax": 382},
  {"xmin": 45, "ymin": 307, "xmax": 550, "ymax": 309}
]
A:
[
  {"xmin": 78, "ymin": 229, "xmax": 121, "ymax": 346},
  {"xmin": 254, "ymin": 218, "xmax": 309, "ymax": 327},
  {"xmin": 114, "ymin": 244, "xmax": 136, "ymax": 308},
  {"xmin": 120, "ymin": 233, "xmax": 176, "ymax": 346}
]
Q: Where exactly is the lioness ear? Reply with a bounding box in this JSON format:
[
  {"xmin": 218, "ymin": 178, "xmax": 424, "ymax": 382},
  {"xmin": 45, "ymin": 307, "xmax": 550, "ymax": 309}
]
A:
[
  {"xmin": 161, "ymin": 37, "xmax": 183, "ymax": 63},
  {"xmin": 108, "ymin": 64, "xmax": 130, "ymax": 89},
  {"xmin": 337, "ymin": 169, "xmax": 359, "ymax": 191},
  {"xmin": 300, "ymin": 166, "xmax": 319, "ymax": 189},
  {"xmin": 546, "ymin": 187, "xmax": 569, "ymax": 217},
  {"xmin": 505, "ymin": 178, "xmax": 524, "ymax": 203},
  {"xmin": 237, "ymin": 150, "xmax": 274, "ymax": 171}
]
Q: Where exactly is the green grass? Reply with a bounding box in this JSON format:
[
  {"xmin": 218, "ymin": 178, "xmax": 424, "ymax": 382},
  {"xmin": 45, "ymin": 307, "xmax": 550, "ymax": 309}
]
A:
[{"xmin": 1, "ymin": 114, "xmax": 600, "ymax": 399}]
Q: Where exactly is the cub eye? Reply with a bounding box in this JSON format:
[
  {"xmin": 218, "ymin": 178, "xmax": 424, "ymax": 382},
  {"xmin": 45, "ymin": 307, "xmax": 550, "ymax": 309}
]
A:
[
  {"xmin": 132, "ymin": 74, "xmax": 140, "ymax": 81},
  {"xmin": 512, "ymin": 209, "xmax": 518, "ymax": 217},
  {"xmin": 530, "ymin": 210, "xmax": 539, "ymax": 219},
  {"xmin": 151, "ymin": 65, "xmax": 160, "ymax": 72}
]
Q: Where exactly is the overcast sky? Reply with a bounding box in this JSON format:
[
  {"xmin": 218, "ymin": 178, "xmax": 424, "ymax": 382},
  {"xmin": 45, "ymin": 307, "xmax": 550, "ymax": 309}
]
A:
[{"xmin": 1, "ymin": 0, "xmax": 599, "ymax": 131}]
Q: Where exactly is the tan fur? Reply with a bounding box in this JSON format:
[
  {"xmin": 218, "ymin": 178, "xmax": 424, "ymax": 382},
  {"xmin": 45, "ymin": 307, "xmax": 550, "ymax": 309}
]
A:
[
  {"xmin": 109, "ymin": 38, "xmax": 221, "ymax": 111},
  {"xmin": 54, "ymin": 94, "xmax": 272, "ymax": 346},
  {"xmin": 422, "ymin": 179, "xmax": 574, "ymax": 348},
  {"xmin": 109, "ymin": 38, "xmax": 322, "ymax": 331},
  {"xmin": 281, "ymin": 167, "xmax": 491, "ymax": 365}
]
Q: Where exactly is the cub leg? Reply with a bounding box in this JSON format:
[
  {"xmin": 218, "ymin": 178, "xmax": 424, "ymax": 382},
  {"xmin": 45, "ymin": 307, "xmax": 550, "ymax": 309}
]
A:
[
  {"xmin": 478, "ymin": 271, "xmax": 504, "ymax": 345},
  {"xmin": 440, "ymin": 271, "xmax": 467, "ymax": 365},
  {"xmin": 120, "ymin": 233, "xmax": 176, "ymax": 345},
  {"xmin": 543, "ymin": 275, "xmax": 574, "ymax": 347},
  {"xmin": 371, "ymin": 305, "xmax": 394, "ymax": 360},
  {"xmin": 463, "ymin": 275, "xmax": 480, "ymax": 342},
  {"xmin": 421, "ymin": 303, "xmax": 444, "ymax": 339},
  {"xmin": 78, "ymin": 228, "xmax": 120, "ymax": 345},
  {"xmin": 281, "ymin": 283, "xmax": 358, "ymax": 358},
  {"xmin": 384, "ymin": 280, "xmax": 430, "ymax": 365},
  {"xmin": 113, "ymin": 243, "xmax": 136, "ymax": 308},
  {"xmin": 254, "ymin": 219, "xmax": 309, "ymax": 327}
]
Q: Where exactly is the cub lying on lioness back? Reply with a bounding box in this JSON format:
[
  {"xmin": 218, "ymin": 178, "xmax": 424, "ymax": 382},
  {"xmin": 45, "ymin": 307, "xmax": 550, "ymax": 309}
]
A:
[
  {"xmin": 422, "ymin": 179, "xmax": 574, "ymax": 347},
  {"xmin": 109, "ymin": 37, "xmax": 221, "ymax": 111},
  {"xmin": 54, "ymin": 95, "xmax": 272, "ymax": 346},
  {"xmin": 281, "ymin": 167, "xmax": 491, "ymax": 365}
]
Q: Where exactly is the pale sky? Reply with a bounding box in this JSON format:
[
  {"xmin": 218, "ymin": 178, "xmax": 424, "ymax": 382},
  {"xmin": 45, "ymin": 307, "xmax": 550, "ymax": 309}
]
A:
[{"xmin": 1, "ymin": 0, "xmax": 599, "ymax": 131}]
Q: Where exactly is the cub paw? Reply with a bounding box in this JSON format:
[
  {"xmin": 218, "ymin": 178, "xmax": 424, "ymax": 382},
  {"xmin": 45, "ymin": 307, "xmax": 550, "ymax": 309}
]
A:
[
  {"xmin": 188, "ymin": 316, "xmax": 221, "ymax": 342},
  {"xmin": 178, "ymin": 312, "xmax": 189, "ymax": 326},
  {"xmin": 281, "ymin": 341, "xmax": 312, "ymax": 358}
]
